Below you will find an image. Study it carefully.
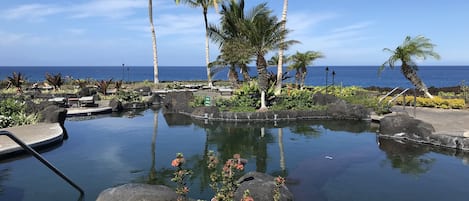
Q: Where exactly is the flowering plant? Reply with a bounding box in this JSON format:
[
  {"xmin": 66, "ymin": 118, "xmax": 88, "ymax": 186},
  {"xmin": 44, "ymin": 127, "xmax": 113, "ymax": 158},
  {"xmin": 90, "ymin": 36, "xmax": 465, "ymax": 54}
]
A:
[
  {"xmin": 170, "ymin": 153, "xmax": 193, "ymax": 201},
  {"xmin": 207, "ymin": 151, "xmax": 247, "ymax": 201}
]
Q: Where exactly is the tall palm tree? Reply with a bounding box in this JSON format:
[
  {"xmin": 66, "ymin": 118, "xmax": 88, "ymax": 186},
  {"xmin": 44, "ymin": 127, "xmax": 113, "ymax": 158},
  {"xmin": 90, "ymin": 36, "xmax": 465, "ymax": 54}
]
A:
[
  {"xmin": 240, "ymin": 3, "xmax": 298, "ymax": 110},
  {"xmin": 149, "ymin": 0, "xmax": 159, "ymax": 84},
  {"xmin": 275, "ymin": 0, "xmax": 289, "ymax": 95},
  {"xmin": 175, "ymin": 0, "xmax": 223, "ymax": 88},
  {"xmin": 380, "ymin": 35, "xmax": 440, "ymax": 98},
  {"xmin": 288, "ymin": 50, "xmax": 324, "ymax": 89}
]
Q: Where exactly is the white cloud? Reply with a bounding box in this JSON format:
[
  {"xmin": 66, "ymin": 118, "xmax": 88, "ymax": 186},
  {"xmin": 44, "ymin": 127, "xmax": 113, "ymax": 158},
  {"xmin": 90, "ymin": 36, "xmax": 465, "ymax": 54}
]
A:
[
  {"xmin": 287, "ymin": 12, "xmax": 338, "ymax": 35},
  {"xmin": 331, "ymin": 21, "xmax": 374, "ymax": 33},
  {"xmin": 69, "ymin": 0, "xmax": 146, "ymax": 19},
  {"xmin": 1, "ymin": 3, "xmax": 63, "ymax": 21}
]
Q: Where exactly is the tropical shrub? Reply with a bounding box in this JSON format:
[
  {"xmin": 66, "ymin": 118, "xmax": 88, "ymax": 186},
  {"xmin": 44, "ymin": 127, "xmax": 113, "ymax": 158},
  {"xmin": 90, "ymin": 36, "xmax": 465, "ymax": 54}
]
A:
[
  {"xmin": 214, "ymin": 81, "xmax": 261, "ymax": 112},
  {"xmin": 116, "ymin": 90, "xmax": 142, "ymax": 103},
  {"xmin": 0, "ymin": 98, "xmax": 38, "ymax": 128},
  {"xmin": 271, "ymin": 89, "xmax": 318, "ymax": 111},
  {"xmin": 389, "ymin": 96, "xmax": 465, "ymax": 109}
]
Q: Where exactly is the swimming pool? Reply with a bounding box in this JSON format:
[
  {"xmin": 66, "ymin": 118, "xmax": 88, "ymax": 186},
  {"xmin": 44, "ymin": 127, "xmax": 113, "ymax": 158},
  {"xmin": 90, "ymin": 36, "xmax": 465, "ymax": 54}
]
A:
[{"xmin": 1, "ymin": 108, "xmax": 469, "ymax": 201}]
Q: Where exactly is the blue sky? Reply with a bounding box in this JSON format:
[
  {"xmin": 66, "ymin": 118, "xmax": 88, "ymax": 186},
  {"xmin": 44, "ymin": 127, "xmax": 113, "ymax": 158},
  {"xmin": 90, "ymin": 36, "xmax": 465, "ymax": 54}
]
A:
[{"xmin": 0, "ymin": 0, "xmax": 468, "ymax": 66}]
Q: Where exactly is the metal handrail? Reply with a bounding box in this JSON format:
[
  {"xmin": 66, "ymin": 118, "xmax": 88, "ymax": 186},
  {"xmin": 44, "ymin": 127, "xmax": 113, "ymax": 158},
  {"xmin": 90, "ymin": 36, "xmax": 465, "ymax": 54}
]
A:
[
  {"xmin": 388, "ymin": 88, "xmax": 409, "ymax": 105},
  {"xmin": 0, "ymin": 130, "xmax": 84, "ymax": 196},
  {"xmin": 378, "ymin": 87, "xmax": 400, "ymax": 103}
]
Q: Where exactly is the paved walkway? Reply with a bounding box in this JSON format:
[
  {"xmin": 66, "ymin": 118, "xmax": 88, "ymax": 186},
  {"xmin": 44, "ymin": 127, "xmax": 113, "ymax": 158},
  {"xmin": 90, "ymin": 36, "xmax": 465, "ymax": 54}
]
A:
[
  {"xmin": 0, "ymin": 123, "xmax": 63, "ymax": 156},
  {"xmin": 390, "ymin": 106, "xmax": 469, "ymax": 137}
]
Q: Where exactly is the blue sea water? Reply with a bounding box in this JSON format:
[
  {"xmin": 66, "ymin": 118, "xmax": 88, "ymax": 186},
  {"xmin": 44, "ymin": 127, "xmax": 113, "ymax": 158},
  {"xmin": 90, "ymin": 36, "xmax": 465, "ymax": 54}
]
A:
[{"xmin": 1, "ymin": 66, "xmax": 468, "ymax": 88}]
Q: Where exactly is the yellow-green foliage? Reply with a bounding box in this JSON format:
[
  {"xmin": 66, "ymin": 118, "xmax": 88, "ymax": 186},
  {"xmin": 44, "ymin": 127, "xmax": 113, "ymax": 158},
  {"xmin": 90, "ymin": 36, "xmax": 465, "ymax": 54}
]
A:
[{"xmin": 390, "ymin": 96, "xmax": 466, "ymax": 109}]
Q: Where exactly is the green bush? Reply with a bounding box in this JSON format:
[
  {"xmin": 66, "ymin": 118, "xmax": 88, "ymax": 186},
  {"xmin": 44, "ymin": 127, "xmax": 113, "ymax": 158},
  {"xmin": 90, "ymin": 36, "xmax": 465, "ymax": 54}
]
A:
[
  {"xmin": 272, "ymin": 89, "xmax": 316, "ymax": 110},
  {"xmin": 0, "ymin": 98, "xmax": 38, "ymax": 128},
  {"xmin": 116, "ymin": 91, "xmax": 142, "ymax": 103}
]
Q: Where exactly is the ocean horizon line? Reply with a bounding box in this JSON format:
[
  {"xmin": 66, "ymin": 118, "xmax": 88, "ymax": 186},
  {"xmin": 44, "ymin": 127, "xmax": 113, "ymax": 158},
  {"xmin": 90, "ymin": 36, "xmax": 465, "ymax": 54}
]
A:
[{"xmin": 2, "ymin": 65, "xmax": 468, "ymax": 68}]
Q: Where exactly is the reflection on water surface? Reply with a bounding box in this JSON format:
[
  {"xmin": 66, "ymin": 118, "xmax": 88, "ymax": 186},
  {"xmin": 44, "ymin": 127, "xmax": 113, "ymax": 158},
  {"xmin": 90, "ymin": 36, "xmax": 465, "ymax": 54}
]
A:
[{"xmin": 1, "ymin": 109, "xmax": 469, "ymax": 201}]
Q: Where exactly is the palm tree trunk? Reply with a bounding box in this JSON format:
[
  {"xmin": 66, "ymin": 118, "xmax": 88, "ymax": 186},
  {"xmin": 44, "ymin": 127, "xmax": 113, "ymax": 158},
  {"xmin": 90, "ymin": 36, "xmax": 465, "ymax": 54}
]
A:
[
  {"xmin": 300, "ymin": 71, "xmax": 306, "ymax": 90},
  {"xmin": 228, "ymin": 64, "xmax": 239, "ymax": 87},
  {"xmin": 401, "ymin": 64, "xmax": 433, "ymax": 98},
  {"xmin": 149, "ymin": 108, "xmax": 158, "ymax": 183},
  {"xmin": 275, "ymin": 0, "xmax": 288, "ymax": 95},
  {"xmin": 278, "ymin": 128, "xmax": 286, "ymax": 173},
  {"xmin": 240, "ymin": 64, "xmax": 251, "ymax": 81},
  {"xmin": 203, "ymin": 8, "xmax": 213, "ymax": 88},
  {"xmin": 149, "ymin": 0, "xmax": 159, "ymax": 84},
  {"xmin": 257, "ymin": 54, "xmax": 269, "ymax": 110}
]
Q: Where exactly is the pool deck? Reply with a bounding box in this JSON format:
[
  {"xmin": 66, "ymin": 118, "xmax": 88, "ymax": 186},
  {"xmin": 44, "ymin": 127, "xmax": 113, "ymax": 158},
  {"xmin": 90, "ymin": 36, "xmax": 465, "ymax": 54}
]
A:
[{"xmin": 0, "ymin": 123, "xmax": 64, "ymax": 157}]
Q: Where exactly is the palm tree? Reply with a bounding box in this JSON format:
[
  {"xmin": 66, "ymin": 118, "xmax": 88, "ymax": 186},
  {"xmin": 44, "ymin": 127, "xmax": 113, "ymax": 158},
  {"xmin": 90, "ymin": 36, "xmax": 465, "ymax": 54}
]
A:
[
  {"xmin": 208, "ymin": 0, "xmax": 253, "ymax": 85},
  {"xmin": 175, "ymin": 0, "xmax": 223, "ymax": 88},
  {"xmin": 288, "ymin": 50, "xmax": 324, "ymax": 89},
  {"xmin": 240, "ymin": 3, "xmax": 298, "ymax": 110},
  {"xmin": 149, "ymin": 0, "xmax": 159, "ymax": 84},
  {"xmin": 45, "ymin": 73, "xmax": 64, "ymax": 91},
  {"xmin": 268, "ymin": 54, "xmax": 289, "ymax": 67},
  {"xmin": 380, "ymin": 35, "xmax": 440, "ymax": 98},
  {"xmin": 7, "ymin": 72, "xmax": 25, "ymax": 94},
  {"xmin": 275, "ymin": 0, "xmax": 289, "ymax": 95}
]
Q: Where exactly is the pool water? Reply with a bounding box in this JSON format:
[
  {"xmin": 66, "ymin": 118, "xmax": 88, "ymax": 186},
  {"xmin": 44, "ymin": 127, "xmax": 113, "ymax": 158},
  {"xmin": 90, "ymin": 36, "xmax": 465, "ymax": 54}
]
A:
[{"xmin": 1, "ymin": 108, "xmax": 469, "ymax": 201}]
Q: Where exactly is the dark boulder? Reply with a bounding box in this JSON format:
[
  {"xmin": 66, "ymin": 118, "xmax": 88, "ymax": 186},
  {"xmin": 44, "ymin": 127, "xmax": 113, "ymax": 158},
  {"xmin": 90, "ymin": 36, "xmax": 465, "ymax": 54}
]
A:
[
  {"xmin": 109, "ymin": 98, "xmax": 123, "ymax": 112},
  {"xmin": 38, "ymin": 105, "xmax": 67, "ymax": 125},
  {"xmin": 327, "ymin": 101, "xmax": 370, "ymax": 120},
  {"xmin": 163, "ymin": 91, "xmax": 194, "ymax": 114},
  {"xmin": 312, "ymin": 93, "xmax": 341, "ymax": 105},
  {"xmin": 134, "ymin": 86, "xmax": 152, "ymax": 96},
  {"xmin": 96, "ymin": 183, "xmax": 178, "ymax": 201},
  {"xmin": 234, "ymin": 172, "xmax": 293, "ymax": 201},
  {"xmin": 78, "ymin": 87, "xmax": 96, "ymax": 97},
  {"xmin": 147, "ymin": 94, "xmax": 163, "ymax": 106},
  {"xmin": 379, "ymin": 113, "xmax": 435, "ymax": 140}
]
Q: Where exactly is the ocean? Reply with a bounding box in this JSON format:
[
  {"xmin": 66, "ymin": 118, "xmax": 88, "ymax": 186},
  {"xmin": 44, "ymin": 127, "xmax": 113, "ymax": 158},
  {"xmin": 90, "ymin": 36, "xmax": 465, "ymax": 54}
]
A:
[{"xmin": 1, "ymin": 66, "xmax": 468, "ymax": 88}]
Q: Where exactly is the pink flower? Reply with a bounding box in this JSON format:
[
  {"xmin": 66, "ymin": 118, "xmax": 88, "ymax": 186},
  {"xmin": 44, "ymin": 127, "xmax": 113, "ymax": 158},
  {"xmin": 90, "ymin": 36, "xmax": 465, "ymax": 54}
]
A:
[
  {"xmin": 242, "ymin": 196, "xmax": 254, "ymax": 201},
  {"xmin": 236, "ymin": 163, "xmax": 244, "ymax": 170},
  {"xmin": 171, "ymin": 159, "xmax": 180, "ymax": 167}
]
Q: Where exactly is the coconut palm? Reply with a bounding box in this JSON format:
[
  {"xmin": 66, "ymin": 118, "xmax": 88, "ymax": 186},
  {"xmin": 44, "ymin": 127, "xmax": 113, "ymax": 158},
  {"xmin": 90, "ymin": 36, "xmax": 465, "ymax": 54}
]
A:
[
  {"xmin": 239, "ymin": 3, "xmax": 298, "ymax": 110},
  {"xmin": 288, "ymin": 51, "xmax": 324, "ymax": 89},
  {"xmin": 209, "ymin": 0, "xmax": 254, "ymax": 85},
  {"xmin": 380, "ymin": 35, "xmax": 440, "ymax": 98},
  {"xmin": 275, "ymin": 0, "xmax": 289, "ymax": 95},
  {"xmin": 149, "ymin": 0, "xmax": 159, "ymax": 84},
  {"xmin": 175, "ymin": 0, "xmax": 223, "ymax": 88},
  {"xmin": 268, "ymin": 54, "xmax": 289, "ymax": 67}
]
